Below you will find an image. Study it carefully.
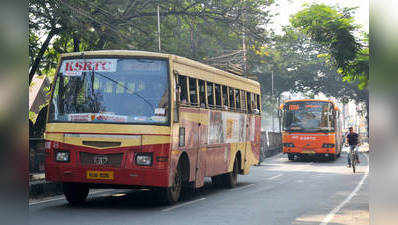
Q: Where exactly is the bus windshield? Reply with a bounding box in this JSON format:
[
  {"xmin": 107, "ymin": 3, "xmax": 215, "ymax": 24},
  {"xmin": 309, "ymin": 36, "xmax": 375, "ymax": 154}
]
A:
[
  {"xmin": 49, "ymin": 58, "xmax": 169, "ymax": 124},
  {"xmin": 282, "ymin": 101, "xmax": 335, "ymax": 132}
]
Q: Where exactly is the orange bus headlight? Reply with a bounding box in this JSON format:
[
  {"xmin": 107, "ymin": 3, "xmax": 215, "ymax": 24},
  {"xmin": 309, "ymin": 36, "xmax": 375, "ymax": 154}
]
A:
[
  {"xmin": 283, "ymin": 143, "xmax": 295, "ymax": 147},
  {"xmin": 135, "ymin": 153, "xmax": 153, "ymax": 166},
  {"xmin": 322, "ymin": 143, "xmax": 335, "ymax": 148}
]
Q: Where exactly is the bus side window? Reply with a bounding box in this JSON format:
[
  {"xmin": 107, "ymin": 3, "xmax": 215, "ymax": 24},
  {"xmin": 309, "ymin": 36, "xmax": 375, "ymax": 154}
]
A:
[
  {"xmin": 198, "ymin": 79, "xmax": 206, "ymax": 108},
  {"xmin": 178, "ymin": 75, "xmax": 188, "ymax": 104},
  {"xmin": 215, "ymin": 84, "xmax": 222, "ymax": 109},
  {"xmin": 246, "ymin": 92, "xmax": 252, "ymax": 114},
  {"xmin": 256, "ymin": 94, "xmax": 261, "ymax": 112},
  {"xmin": 229, "ymin": 87, "xmax": 235, "ymax": 111},
  {"xmin": 235, "ymin": 89, "xmax": 241, "ymax": 111},
  {"xmin": 222, "ymin": 85, "xmax": 228, "ymax": 110},
  {"xmin": 207, "ymin": 82, "xmax": 214, "ymax": 108},
  {"xmin": 251, "ymin": 93, "xmax": 257, "ymax": 113},
  {"xmin": 252, "ymin": 94, "xmax": 257, "ymax": 112},
  {"xmin": 241, "ymin": 90, "xmax": 247, "ymax": 113},
  {"xmin": 189, "ymin": 77, "xmax": 198, "ymax": 106}
]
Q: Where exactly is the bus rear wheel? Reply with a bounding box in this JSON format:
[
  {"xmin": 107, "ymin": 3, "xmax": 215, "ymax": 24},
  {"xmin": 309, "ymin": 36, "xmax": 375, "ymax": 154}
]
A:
[
  {"xmin": 212, "ymin": 157, "xmax": 239, "ymax": 189},
  {"xmin": 224, "ymin": 157, "xmax": 238, "ymax": 188},
  {"xmin": 211, "ymin": 175, "xmax": 224, "ymax": 188},
  {"xmin": 328, "ymin": 154, "xmax": 336, "ymax": 161},
  {"xmin": 63, "ymin": 182, "xmax": 89, "ymax": 205}
]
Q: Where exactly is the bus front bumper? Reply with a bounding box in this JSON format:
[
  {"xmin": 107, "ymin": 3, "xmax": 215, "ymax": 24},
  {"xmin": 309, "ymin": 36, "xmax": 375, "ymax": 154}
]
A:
[
  {"xmin": 283, "ymin": 147, "xmax": 336, "ymax": 155},
  {"xmin": 45, "ymin": 165, "xmax": 169, "ymax": 188}
]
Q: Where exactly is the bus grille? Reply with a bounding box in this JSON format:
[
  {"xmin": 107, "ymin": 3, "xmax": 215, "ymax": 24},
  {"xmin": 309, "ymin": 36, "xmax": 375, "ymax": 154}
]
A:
[{"xmin": 79, "ymin": 152, "xmax": 124, "ymax": 167}]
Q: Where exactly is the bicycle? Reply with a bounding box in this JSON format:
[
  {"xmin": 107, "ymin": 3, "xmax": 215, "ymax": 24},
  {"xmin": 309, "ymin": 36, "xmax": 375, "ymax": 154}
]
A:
[{"xmin": 347, "ymin": 144, "xmax": 359, "ymax": 173}]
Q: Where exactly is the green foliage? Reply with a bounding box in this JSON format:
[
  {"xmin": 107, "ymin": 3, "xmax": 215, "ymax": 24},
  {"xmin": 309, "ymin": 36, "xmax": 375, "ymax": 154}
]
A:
[
  {"xmin": 29, "ymin": 0, "xmax": 275, "ymax": 77},
  {"xmin": 290, "ymin": 3, "xmax": 368, "ymax": 88},
  {"xmin": 251, "ymin": 28, "xmax": 367, "ymax": 105}
]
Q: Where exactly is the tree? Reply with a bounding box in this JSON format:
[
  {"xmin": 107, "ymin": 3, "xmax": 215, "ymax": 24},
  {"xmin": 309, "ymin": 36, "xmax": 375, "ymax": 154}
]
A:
[
  {"xmin": 29, "ymin": 0, "xmax": 276, "ymax": 84},
  {"xmin": 290, "ymin": 3, "xmax": 369, "ymax": 88},
  {"xmin": 251, "ymin": 28, "xmax": 368, "ymax": 115}
]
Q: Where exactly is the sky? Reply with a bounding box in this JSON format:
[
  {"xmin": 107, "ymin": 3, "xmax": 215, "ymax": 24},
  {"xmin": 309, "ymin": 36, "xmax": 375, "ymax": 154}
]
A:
[{"xmin": 269, "ymin": 0, "xmax": 369, "ymax": 33}]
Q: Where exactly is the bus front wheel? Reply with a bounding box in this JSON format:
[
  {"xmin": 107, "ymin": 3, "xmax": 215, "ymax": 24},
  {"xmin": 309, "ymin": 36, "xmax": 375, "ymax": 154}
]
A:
[
  {"xmin": 63, "ymin": 182, "xmax": 89, "ymax": 205},
  {"xmin": 162, "ymin": 162, "xmax": 183, "ymax": 204},
  {"xmin": 288, "ymin": 153, "xmax": 295, "ymax": 161}
]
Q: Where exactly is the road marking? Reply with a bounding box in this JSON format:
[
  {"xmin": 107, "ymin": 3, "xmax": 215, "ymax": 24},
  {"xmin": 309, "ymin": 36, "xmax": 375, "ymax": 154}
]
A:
[
  {"xmin": 268, "ymin": 174, "xmax": 282, "ymax": 180},
  {"xmin": 231, "ymin": 183, "xmax": 255, "ymax": 191},
  {"xmin": 319, "ymin": 153, "xmax": 369, "ymax": 225},
  {"xmin": 29, "ymin": 190, "xmax": 117, "ymax": 206},
  {"xmin": 161, "ymin": 197, "xmax": 206, "ymax": 212}
]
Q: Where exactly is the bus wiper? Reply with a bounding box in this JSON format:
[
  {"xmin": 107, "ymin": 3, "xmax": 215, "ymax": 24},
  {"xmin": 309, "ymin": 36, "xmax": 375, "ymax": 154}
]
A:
[{"xmin": 93, "ymin": 71, "xmax": 154, "ymax": 111}]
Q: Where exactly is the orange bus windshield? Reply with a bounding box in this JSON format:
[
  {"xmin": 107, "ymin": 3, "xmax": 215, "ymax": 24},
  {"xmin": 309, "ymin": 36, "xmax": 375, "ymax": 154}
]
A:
[{"xmin": 282, "ymin": 101, "xmax": 335, "ymax": 132}]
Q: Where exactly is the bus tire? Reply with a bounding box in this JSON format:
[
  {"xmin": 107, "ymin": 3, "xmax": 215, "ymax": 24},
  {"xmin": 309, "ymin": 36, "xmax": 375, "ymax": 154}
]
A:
[
  {"xmin": 224, "ymin": 157, "xmax": 239, "ymax": 189},
  {"xmin": 329, "ymin": 154, "xmax": 336, "ymax": 161},
  {"xmin": 162, "ymin": 161, "xmax": 183, "ymax": 204},
  {"xmin": 62, "ymin": 182, "xmax": 89, "ymax": 205},
  {"xmin": 288, "ymin": 153, "xmax": 295, "ymax": 161},
  {"xmin": 211, "ymin": 175, "xmax": 224, "ymax": 188}
]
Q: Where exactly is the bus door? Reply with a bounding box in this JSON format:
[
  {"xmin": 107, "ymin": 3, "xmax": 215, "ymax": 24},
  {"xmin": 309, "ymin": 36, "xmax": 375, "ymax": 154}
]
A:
[{"xmin": 194, "ymin": 115, "xmax": 206, "ymax": 188}]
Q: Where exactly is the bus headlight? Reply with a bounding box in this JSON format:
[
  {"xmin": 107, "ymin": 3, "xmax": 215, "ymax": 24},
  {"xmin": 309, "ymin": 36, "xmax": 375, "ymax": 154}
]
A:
[
  {"xmin": 55, "ymin": 151, "xmax": 70, "ymax": 162},
  {"xmin": 283, "ymin": 143, "xmax": 295, "ymax": 147},
  {"xmin": 135, "ymin": 153, "xmax": 152, "ymax": 166},
  {"xmin": 322, "ymin": 143, "xmax": 335, "ymax": 148}
]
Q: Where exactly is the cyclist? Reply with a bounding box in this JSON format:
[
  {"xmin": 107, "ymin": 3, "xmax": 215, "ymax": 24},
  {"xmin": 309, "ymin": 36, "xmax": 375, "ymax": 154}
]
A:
[{"xmin": 346, "ymin": 127, "xmax": 360, "ymax": 167}]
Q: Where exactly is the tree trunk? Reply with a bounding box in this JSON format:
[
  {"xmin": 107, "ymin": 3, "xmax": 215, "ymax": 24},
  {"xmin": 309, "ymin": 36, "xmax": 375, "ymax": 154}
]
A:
[
  {"xmin": 29, "ymin": 28, "xmax": 58, "ymax": 84},
  {"xmin": 73, "ymin": 37, "xmax": 80, "ymax": 52},
  {"xmin": 277, "ymin": 96, "xmax": 282, "ymax": 132}
]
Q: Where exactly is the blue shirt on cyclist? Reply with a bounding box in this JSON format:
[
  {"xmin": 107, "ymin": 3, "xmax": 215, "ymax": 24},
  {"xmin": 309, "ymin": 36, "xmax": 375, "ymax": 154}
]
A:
[{"xmin": 346, "ymin": 127, "xmax": 360, "ymax": 166}]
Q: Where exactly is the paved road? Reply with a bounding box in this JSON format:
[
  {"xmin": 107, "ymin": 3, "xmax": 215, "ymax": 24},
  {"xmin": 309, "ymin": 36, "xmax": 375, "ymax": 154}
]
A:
[{"xmin": 29, "ymin": 149, "xmax": 369, "ymax": 225}]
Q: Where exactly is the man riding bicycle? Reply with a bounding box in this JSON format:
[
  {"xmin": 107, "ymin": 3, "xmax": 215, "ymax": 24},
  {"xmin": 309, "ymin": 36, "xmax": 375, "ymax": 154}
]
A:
[{"xmin": 346, "ymin": 127, "xmax": 360, "ymax": 167}]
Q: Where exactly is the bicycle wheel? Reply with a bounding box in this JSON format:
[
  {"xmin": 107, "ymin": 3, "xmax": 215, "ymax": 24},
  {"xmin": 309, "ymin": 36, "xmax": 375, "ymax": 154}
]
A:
[{"xmin": 351, "ymin": 153, "xmax": 356, "ymax": 173}]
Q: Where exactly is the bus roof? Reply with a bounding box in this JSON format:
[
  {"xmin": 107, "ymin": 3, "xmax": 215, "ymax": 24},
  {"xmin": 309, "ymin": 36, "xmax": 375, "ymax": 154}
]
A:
[
  {"xmin": 60, "ymin": 50, "xmax": 260, "ymax": 93},
  {"xmin": 283, "ymin": 99, "xmax": 334, "ymax": 104}
]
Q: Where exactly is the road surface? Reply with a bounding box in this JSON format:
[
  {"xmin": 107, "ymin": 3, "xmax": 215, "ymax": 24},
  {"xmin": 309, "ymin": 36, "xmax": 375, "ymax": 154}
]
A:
[{"xmin": 29, "ymin": 149, "xmax": 369, "ymax": 225}]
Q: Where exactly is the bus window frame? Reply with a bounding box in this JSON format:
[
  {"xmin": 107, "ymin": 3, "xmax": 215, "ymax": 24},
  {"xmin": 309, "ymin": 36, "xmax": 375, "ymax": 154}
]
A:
[
  {"xmin": 241, "ymin": 90, "xmax": 247, "ymax": 113},
  {"xmin": 229, "ymin": 87, "xmax": 235, "ymax": 111},
  {"xmin": 222, "ymin": 85, "xmax": 228, "ymax": 110}
]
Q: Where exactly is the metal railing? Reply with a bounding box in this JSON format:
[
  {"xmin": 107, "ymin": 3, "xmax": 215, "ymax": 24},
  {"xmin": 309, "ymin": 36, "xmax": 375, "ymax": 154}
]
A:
[
  {"xmin": 259, "ymin": 131, "xmax": 282, "ymax": 163},
  {"xmin": 29, "ymin": 138, "xmax": 45, "ymax": 174}
]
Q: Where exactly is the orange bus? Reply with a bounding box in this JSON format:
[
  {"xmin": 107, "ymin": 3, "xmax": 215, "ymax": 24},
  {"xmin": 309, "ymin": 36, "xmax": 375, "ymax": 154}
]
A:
[
  {"xmin": 44, "ymin": 50, "xmax": 261, "ymax": 204},
  {"xmin": 280, "ymin": 99, "xmax": 343, "ymax": 161}
]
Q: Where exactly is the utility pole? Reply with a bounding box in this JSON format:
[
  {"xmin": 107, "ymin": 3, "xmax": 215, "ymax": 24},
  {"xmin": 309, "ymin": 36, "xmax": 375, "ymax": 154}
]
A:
[
  {"xmin": 157, "ymin": 4, "xmax": 161, "ymax": 52},
  {"xmin": 271, "ymin": 70, "xmax": 274, "ymax": 132},
  {"xmin": 241, "ymin": 0, "xmax": 247, "ymax": 74}
]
